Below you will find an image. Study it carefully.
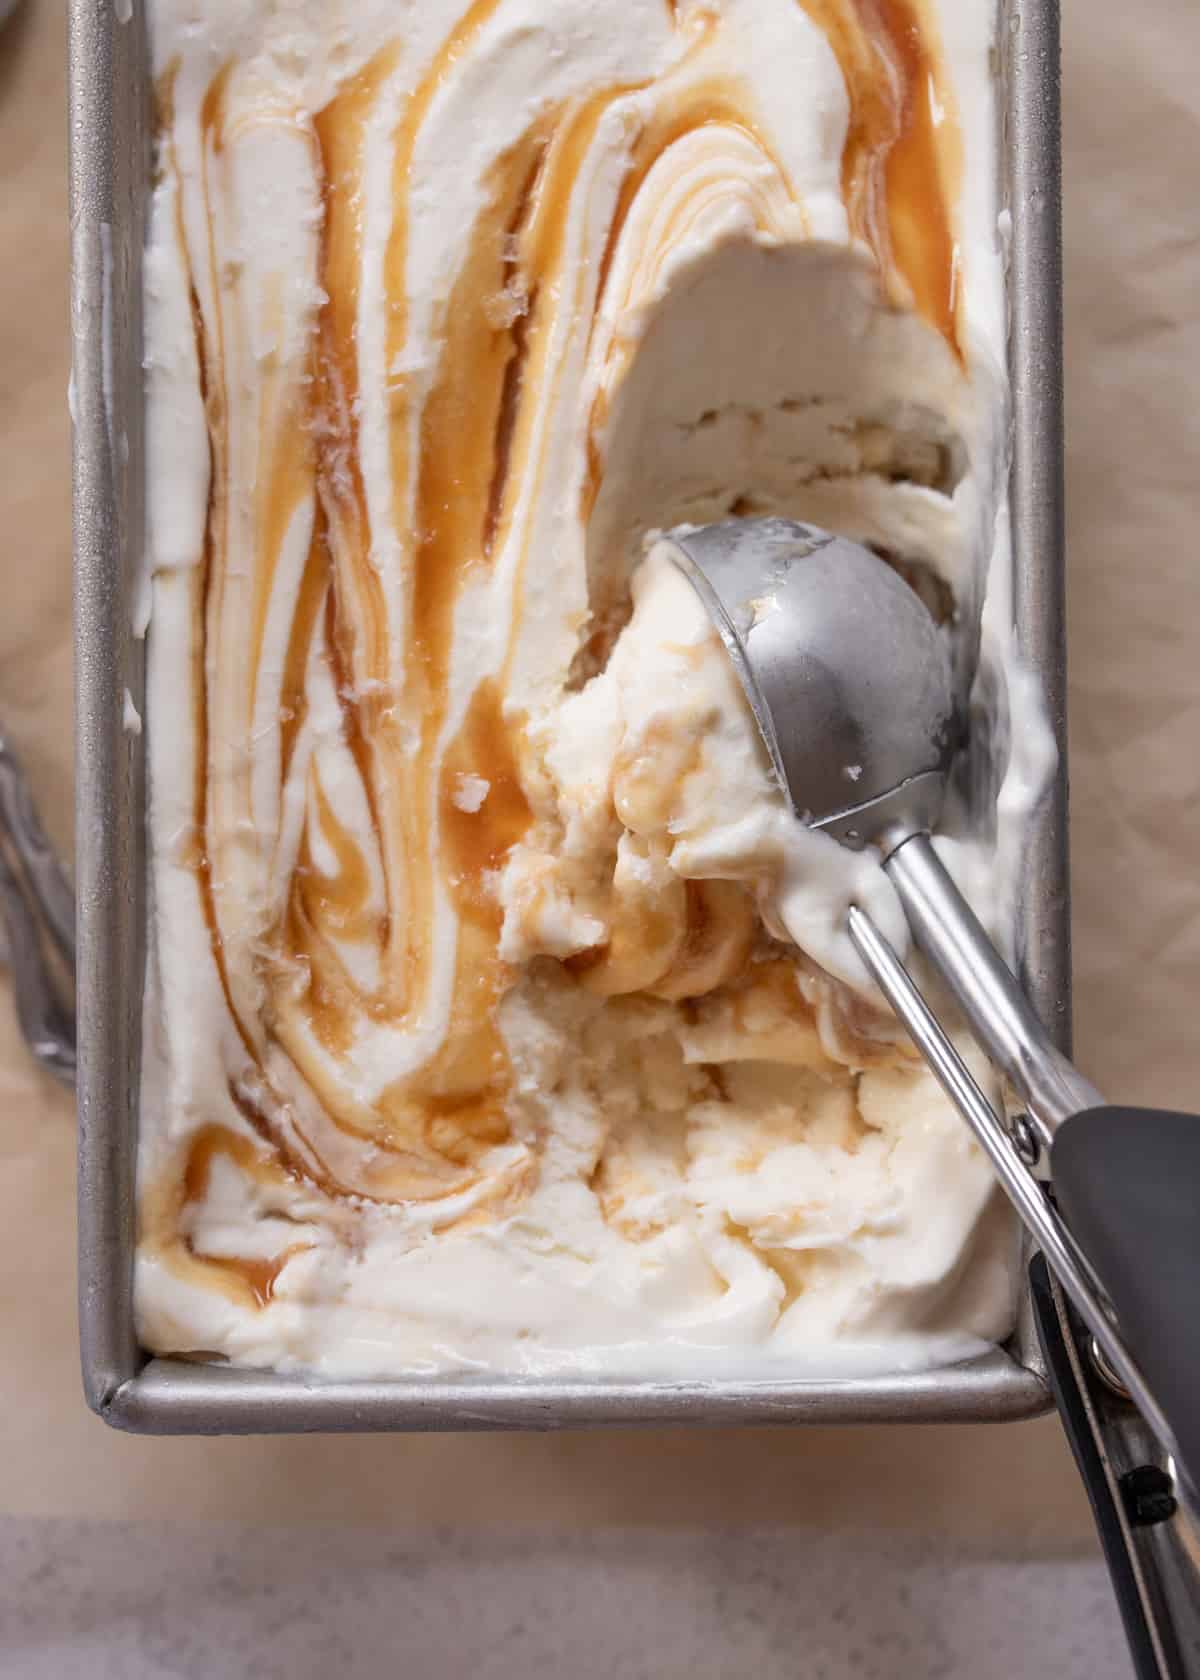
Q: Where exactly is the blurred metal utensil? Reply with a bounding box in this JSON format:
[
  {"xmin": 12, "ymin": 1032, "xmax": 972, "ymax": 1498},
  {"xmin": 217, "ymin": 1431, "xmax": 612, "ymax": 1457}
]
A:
[{"xmin": 0, "ymin": 735, "xmax": 76, "ymax": 1084}]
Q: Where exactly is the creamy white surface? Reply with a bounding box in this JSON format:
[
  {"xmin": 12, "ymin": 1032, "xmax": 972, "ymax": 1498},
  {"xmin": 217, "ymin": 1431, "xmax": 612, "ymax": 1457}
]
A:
[{"xmin": 137, "ymin": 0, "xmax": 1039, "ymax": 1379}]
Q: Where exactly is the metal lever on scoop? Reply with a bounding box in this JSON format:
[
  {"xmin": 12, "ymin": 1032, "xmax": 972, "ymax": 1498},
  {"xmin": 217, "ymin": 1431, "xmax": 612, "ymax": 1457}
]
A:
[
  {"xmin": 664, "ymin": 517, "xmax": 1200, "ymax": 1505},
  {"xmin": 844, "ymin": 900, "xmax": 1174, "ymax": 1482},
  {"xmin": 881, "ymin": 830, "xmax": 1102, "ymax": 1151}
]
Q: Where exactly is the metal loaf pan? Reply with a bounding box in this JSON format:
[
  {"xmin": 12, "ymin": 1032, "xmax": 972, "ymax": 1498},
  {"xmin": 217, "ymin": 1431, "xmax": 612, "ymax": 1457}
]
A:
[{"xmin": 71, "ymin": 0, "xmax": 1066, "ymax": 1434}]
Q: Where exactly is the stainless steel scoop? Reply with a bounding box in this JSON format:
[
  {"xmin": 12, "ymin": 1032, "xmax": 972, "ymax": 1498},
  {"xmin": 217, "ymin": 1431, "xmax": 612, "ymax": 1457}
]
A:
[
  {"xmin": 666, "ymin": 517, "xmax": 1100, "ymax": 1136},
  {"xmin": 665, "ymin": 518, "xmax": 1200, "ymax": 1514}
]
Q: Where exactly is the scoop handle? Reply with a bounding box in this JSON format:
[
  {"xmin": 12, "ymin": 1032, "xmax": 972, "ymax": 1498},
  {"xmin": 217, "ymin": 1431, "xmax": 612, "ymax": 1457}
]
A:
[
  {"xmin": 1052, "ymin": 1107, "xmax": 1200, "ymax": 1498},
  {"xmin": 882, "ymin": 835, "xmax": 1200, "ymax": 1490},
  {"xmin": 884, "ymin": 831, "xmax": 1103, "ymax": 1139}
]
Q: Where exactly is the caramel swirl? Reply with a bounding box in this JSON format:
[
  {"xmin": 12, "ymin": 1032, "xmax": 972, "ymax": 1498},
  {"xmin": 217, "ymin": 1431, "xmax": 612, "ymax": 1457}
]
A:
[
  {"xmin": 143, "ymin": 0, "xmax": 971, "ymax": 1317},
  {"xmin": 797, "ymin": 0, "xmax": 963, "ymax": 355}
]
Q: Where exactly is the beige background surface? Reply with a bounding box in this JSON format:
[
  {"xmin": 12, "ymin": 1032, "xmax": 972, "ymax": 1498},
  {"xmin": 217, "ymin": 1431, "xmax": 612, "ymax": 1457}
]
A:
[{"xmin": 0, "ymin": 0, "xmax": 1195, "ymax": 1553}]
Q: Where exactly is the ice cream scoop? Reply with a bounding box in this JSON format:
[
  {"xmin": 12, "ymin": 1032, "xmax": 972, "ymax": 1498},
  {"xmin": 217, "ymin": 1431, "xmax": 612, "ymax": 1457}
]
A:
[
  {"xmin": 665, "ymin": 517, "xmax": 1200, "ymax": 1497},
  {"xmin": 665, "ymin": 517, "xmax": 956, "ymax": 849}
]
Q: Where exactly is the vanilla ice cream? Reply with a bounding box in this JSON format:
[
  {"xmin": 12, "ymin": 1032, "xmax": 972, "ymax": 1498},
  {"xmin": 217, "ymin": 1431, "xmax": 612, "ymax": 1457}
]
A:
[{"xmin": 136, "ymin": 0, "xmax": 1044, "ymax": 1378}]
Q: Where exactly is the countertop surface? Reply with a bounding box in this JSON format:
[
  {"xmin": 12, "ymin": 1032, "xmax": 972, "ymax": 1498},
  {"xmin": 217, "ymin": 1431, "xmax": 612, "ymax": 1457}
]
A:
[{"xmin": 2, "ymin": 0, "xmax": 1197, "ymax": 1674}]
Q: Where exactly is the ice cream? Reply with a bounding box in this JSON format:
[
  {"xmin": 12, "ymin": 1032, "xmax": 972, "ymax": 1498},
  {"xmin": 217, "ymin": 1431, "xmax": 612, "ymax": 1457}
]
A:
[{"xmin": 137, "ymin": 0, "xmax": 1038, "ymax": 1378}]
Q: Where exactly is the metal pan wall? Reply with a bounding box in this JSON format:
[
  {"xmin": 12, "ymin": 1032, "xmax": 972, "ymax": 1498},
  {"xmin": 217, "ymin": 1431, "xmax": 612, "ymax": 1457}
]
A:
[{"xmin": 71, "ymin": 0, "xmax": 1064, "ymax": 1434}]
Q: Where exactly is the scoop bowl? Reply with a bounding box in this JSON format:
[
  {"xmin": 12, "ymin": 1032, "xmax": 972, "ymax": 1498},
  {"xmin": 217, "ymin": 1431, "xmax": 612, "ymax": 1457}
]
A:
[{"xmin": 661, "ymin": 518, "xmax": 956, "ymax": 847}]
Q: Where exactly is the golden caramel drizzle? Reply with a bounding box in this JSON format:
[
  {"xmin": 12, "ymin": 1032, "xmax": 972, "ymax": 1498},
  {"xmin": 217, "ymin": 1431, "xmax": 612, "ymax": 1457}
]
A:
[
  {"xmin": 649, "ymin": 882, "xmax": 758, "ymax": 1001},
  {"xmin": 186, "ymin": 52, "xmax": 514, "ymax": 1198},
  {"xmin": 482, "ymin": 138, "xmax": 554, "ymax": 558},
  {"xmin": 371, "ymin": 80, "xmax": 686, "ymax": 1146},
  {"xmin": 302, "ymin": 770, "xmax": 376, "ymax": 944},
  {"xmin": 249, "ymin": 328, "xmax": 315, "ymax": 702},
  {"xmin": 373, "ymin": 0, "xmax": 509, "ymax": 1025},
  {"xmin": 581, "ymin": 63, "xmax": 794, "ymax": 522},
  {"xmin": 797, "ymin": 0, "xmax": 962, "ymax": 355},
  {"xmin": 275, "ymin": 29, "xmax": 556, "ymax": 1179},
  {"xmin": 142, "ymin": 1123, "xmax": 312, "ymax": 1310},
  {"xmin": 595, "ymin": 79, "xmax": 779, "ymax": 315},
  {"xmin": 182, "ymin": 1129, "xmax": 314, "ymax": 1305},
  {"xmin": 303, "ymin": 45, "xmax": 400, "ymax": 959},
  {"xmin": 191, "ymin": 64, "xmax": 257, "ymax": 1073},
  {"xmin": 278, "ymin": 57, "xmax": 394, "ymax": 1068}
]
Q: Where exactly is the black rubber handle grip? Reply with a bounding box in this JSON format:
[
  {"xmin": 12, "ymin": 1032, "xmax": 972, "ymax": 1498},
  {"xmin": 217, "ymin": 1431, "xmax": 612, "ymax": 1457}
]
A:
[{"xmin": 1052, "ymin": 1107, "xmax": 1200, "ymax": 1495}]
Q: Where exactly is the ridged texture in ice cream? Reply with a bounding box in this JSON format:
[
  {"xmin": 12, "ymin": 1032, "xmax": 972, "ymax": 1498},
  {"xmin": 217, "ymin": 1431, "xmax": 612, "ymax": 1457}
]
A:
[{"xmin": 137, "ymin": 0, "xmax": 1031, "ymax": 1377}]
